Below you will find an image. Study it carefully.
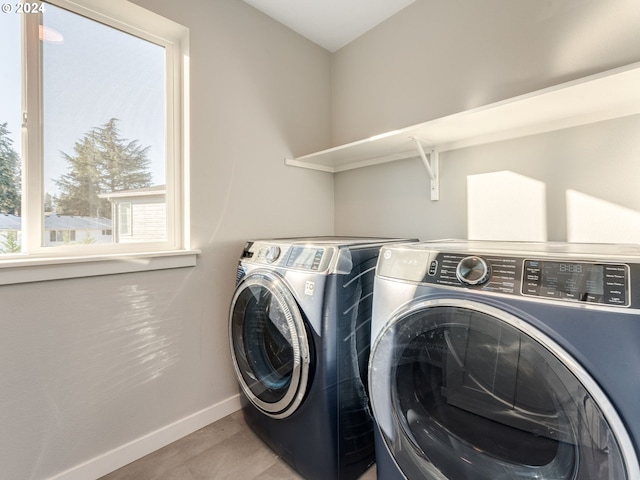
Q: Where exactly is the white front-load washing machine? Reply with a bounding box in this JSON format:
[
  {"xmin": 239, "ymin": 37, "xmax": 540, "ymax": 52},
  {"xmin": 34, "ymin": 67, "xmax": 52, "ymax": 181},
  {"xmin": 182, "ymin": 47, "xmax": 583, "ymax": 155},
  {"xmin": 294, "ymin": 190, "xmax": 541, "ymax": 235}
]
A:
[
  {"xmin": 229, "ymin": 236, "xmax": 414, "ymax": 480},
  {"xmin": 369, "ymin": 240, "xmax": 640, "ymax": 480}
]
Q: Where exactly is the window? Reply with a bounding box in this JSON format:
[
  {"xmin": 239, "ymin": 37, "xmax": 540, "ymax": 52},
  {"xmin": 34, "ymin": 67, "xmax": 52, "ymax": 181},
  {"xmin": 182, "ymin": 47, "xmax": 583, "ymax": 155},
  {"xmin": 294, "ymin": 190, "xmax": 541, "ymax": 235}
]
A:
[
  {"xmin": 49, "ymin": 230, "xmax": 76, "ymax": 243},
  {"xmin": 0, "ymin": 0, "xmax": 193, "ymax": 283},
  {"xmin": 118, "ymin": 202, "xmax": 132, "ymax": 237}
]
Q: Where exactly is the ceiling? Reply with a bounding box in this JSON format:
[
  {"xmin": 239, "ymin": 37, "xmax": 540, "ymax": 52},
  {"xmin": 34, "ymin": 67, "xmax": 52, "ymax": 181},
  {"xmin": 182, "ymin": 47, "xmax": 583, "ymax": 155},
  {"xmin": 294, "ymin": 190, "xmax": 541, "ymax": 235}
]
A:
[{"xmin": 242, "ymin": 0, "xmax": 416, "ymax": 52}]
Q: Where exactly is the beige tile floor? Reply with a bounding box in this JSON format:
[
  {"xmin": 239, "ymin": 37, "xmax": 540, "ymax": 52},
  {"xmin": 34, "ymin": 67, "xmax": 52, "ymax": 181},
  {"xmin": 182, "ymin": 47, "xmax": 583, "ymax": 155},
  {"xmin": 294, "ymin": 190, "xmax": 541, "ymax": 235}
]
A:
[{"xmin": 99, "ymin": 409, "xmax": 377, "ymax": 480}]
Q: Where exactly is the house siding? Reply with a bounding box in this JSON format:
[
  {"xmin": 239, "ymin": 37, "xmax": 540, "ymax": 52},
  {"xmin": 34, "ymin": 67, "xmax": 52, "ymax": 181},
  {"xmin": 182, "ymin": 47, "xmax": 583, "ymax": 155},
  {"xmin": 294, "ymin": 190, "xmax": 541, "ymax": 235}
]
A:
[{"xmin": 122, "ymin": 202, "xmax": 167, "ymax": 243}]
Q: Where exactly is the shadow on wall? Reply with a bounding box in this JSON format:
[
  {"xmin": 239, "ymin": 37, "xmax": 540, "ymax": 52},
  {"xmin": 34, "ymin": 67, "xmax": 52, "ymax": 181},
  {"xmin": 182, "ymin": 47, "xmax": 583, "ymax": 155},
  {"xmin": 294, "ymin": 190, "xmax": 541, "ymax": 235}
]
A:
[{"xmin": 467, "ymin": 171, "xmax": 640, "ymax": 243}]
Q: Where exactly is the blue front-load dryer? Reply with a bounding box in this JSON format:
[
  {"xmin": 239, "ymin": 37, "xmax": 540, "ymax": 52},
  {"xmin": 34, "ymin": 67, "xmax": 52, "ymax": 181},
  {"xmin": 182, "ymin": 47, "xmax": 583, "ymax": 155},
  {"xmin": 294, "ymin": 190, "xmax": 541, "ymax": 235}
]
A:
[
  {"xmin": 369, "ymin": 240, "xmax": 640, "ymax": 480},
  {"xmin": 229, "ymin": 237, "xmax": 414, "ymax": 480}
]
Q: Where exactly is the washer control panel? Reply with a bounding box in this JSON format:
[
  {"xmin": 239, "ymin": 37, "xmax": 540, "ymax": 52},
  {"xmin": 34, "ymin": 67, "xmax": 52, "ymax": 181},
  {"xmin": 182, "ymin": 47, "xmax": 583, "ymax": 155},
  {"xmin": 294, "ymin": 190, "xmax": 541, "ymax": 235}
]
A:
[
  {"xmin": 240, "ymin": 241, "xmax": 333, "ymax": 272},
  {"xmin": 428, "ymin": 252, "xmax": 631, "ymax": 308}
]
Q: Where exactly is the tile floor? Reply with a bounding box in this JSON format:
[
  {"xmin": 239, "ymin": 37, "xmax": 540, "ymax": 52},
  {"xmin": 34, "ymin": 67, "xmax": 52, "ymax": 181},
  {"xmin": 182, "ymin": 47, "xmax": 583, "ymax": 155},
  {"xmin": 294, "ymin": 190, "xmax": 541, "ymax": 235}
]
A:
[{"xmin": 99, "ymin": 409, "xmax": 377, "ymax": 480}]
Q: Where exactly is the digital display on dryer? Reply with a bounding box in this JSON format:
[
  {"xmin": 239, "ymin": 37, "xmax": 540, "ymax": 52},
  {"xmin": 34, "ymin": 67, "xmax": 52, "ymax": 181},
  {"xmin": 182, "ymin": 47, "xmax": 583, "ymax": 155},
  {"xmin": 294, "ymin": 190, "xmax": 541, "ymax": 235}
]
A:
[
  {"xmin": 286, "ymin": 247, "xmax": 324, "ymax": 270},
  {"xmin": 523, "ymin": 260, "xmax": 629, "ymax": 306}
]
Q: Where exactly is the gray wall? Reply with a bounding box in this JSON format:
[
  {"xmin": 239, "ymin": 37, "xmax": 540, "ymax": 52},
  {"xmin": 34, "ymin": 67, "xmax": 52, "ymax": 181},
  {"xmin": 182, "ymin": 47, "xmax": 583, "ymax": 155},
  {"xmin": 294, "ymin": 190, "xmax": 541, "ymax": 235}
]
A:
[
  {"xmin": 335, "ymin": 114, "xmax": 640, "ymax": 241},
  {"xmin": 332, "ymin": 0, "xmax": 640, "ymax": 241},
  {"xmin": 0, "ymin": 1, "xmax": 333, "ymax": 479}
]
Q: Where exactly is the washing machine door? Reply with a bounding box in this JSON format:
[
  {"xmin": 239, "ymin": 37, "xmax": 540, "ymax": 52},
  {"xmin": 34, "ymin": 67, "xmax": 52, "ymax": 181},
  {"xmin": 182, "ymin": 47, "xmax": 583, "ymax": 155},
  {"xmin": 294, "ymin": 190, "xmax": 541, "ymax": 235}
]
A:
[
  {"xmin": 369, "ymin": 298, "xmax": 637, "ymax": 480},
  {"xmin": 229, "ymin": 271, "xmax": 311, "ymax": 419}
]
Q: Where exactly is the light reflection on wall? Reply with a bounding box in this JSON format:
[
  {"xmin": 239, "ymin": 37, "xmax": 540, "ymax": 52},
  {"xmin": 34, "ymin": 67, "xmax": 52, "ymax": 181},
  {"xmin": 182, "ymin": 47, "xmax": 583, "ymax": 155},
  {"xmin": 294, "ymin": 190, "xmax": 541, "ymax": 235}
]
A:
[
  {"xmin": 72, "ymin": 282, "xmax": 183, "ymax": 405},
  {"xmin": 566, "ymin": 189, "xmax": 640, "ymax": 244},
  {"xmin": 111, "ymin": 284, "xmax": 182, "ymax": 388},
  {"xmin": 467, "ymin": 171, "xmax": 547, "ymax": 241}
]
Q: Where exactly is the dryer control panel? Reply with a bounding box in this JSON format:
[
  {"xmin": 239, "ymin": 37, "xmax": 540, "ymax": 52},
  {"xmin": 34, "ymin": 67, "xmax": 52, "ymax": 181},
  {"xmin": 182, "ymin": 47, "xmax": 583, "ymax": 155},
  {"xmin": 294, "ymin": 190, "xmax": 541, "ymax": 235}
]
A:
[
  {"xmin": 521, "ymin": 259, "xmax": 628, "ymax": 306},
  {"xmin": 377, "ymin": 246, "xmax": 634, "ymax": 308},
  {"xmin": 430, "ymin": 253, "xmax": 630, "ymax": 308}
]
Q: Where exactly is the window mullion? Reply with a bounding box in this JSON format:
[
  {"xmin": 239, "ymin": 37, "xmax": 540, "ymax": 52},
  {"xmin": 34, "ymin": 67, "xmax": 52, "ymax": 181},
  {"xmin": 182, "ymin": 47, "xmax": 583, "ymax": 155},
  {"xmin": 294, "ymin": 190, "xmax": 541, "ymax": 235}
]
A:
[
  {"xmin": 22, "ymin": 11, "xmax": 44, "ymax": 254},
  {"xmin": 165, "ymin": 43, "xmax": 177, "ymax": 249}
]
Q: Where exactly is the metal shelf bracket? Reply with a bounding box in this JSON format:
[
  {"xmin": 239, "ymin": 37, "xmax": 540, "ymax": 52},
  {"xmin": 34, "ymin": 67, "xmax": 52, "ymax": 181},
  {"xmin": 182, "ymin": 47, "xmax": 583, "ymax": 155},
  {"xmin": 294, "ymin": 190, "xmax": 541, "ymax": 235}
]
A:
[{"xmin": 411, "ymin": 136, "xmax": 439, "ymax": 201}]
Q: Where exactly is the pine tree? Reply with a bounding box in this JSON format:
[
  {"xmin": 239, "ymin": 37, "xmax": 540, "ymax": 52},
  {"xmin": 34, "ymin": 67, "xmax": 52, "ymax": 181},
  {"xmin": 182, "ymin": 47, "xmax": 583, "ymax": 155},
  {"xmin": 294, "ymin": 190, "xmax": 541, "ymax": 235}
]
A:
[
  {"xmin": 0, "ymin": 122, "xmax": 21, "ymax": 215},
  {"xmin": 55, "ymin": 135, "xmax": 102, "ymax": 216},
  {"xmin": 55, "ymin": 118, "xmax": 153, "ymax": 218},
  {"xmin": 1, "ymin": 230, "xmax": 21, "ymax": 253},
  {"xmin": 44, "ymin": 192, "xmax": 54, "ymax": 213}
]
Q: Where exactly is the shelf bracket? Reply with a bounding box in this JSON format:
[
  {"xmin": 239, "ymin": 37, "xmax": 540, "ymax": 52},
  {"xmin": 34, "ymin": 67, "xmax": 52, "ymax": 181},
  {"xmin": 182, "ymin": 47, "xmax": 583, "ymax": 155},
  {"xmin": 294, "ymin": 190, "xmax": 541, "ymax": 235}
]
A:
[{"xmin": 411, "ymin": 137, "xmax": 439, "ymax": 201}]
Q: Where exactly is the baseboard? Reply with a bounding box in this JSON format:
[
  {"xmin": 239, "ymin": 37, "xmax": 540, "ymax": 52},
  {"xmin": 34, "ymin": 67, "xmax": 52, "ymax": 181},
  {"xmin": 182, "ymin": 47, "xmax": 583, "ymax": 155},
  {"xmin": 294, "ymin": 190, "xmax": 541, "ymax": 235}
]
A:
[{"xmin": 48, "ymin": 394, "xmax": 242, "ymax": 480}]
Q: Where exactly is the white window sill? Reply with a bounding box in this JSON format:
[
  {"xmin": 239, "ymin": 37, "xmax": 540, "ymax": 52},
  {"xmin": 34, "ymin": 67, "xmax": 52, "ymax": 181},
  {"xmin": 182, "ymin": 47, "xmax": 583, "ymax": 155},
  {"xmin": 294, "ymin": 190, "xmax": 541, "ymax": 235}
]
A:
[{"xmin": 0, "ymin": 250, "xmax": 200, "ymax": 285}]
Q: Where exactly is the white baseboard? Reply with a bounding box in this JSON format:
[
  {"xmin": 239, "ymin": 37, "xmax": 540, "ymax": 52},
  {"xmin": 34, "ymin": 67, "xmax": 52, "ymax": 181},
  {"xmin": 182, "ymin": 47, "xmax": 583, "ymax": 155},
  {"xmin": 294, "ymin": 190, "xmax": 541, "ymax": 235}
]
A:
[{"xmin": 49, "ymin": 394, "xmax": 242, "ymax": 480}]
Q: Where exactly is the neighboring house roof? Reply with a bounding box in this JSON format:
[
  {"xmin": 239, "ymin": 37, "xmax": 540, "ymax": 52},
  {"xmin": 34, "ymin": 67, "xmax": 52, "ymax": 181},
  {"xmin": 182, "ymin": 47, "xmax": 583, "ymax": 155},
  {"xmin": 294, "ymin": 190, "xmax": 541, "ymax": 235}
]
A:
[
  {"xmin": 45, "ymin": 215, "xmax": 112, "ymax": 229},
  {"xmin": 0, "ymin": 214, "xmax": 112, "ymax": 230},
  {"xmin": 99, "ymin": 185, "xmax": 166, "ymax": 200},
  {"xmin": 0, "ymin": 214, "xmax": 21, "ymax": 229}
]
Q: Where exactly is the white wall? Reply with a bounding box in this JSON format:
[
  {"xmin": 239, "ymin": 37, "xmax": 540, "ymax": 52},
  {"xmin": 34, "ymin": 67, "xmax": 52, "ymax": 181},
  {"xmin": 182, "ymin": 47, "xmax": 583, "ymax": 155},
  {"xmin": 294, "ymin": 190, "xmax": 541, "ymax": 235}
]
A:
[
  {"xmin": 0, "ymin": 1, "xmax": 333, "ymax": 479},
  {"xmin": 332, "ymin": 0, "xmax": 640, "ymax": 241}
]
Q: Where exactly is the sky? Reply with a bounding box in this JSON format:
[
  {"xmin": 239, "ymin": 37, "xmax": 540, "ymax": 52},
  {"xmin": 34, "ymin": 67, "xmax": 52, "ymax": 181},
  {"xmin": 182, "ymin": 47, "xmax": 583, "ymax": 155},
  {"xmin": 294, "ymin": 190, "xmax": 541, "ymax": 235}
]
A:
[
  {"xmin": 0, "ymin": 12, "xmax": 22, "ymax": 157},
  {"xmin": 0, "ymin": 2, "xmax": 166, "ymax": 197}
]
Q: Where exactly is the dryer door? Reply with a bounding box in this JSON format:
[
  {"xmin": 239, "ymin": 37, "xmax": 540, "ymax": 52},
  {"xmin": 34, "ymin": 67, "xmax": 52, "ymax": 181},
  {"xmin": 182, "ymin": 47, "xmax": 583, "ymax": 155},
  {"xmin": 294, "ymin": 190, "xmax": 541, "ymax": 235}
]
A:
[
  {"xmin": 229, "ymin": 271, "xmax": 311, "ymax": 418},
  {"xmin": 369, "ymin": 298, "xmax": 636, "ymax": 480}
]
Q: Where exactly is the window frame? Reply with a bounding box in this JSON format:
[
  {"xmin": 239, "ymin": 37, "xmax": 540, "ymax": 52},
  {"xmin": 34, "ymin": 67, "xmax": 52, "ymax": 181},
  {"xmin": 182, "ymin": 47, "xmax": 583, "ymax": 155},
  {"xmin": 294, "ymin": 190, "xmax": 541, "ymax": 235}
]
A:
[
  {"xmin": 2, "ymin": 0, "xmax": 196, "ymax": 284},
  {"xmin": 118, "ymin": 202, "xmax": 133, "ymax": 238}
]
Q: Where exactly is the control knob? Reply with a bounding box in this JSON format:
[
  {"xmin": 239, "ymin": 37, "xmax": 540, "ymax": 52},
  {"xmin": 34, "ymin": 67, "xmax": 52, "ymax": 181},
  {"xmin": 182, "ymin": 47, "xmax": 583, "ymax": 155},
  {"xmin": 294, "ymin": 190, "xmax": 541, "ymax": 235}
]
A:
[
  {"xmin": 456, "ymin": 256, "xmax": 491, "ymax": 286},
  {"xmin": 264, "ymin": 245, "xmax": 281, "ymax": 263}
]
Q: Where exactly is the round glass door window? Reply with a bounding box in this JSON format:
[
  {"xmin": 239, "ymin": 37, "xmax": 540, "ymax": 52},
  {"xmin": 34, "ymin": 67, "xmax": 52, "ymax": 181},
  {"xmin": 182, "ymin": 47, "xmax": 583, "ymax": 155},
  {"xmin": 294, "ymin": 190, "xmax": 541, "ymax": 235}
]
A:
[
  {"xmin": 369, "ymin": 299, "xmax": 634, "ymax": 480},
  {"xmin": 230, "ymin": 272, "xmax": 310, "ymax": 418}
]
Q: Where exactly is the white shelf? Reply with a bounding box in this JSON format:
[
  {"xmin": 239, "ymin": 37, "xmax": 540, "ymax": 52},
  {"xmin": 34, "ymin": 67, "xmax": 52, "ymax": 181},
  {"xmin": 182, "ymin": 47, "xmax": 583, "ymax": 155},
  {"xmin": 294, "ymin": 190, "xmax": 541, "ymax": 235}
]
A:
[{"xmin": 285, "ymin": 62, "xmax": 640, "ymax": 174}]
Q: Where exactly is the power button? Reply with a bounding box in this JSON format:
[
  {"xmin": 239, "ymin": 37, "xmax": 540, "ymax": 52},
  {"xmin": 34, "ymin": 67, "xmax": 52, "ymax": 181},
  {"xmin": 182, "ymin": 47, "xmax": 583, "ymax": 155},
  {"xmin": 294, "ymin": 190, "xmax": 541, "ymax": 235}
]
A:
[{"xmin": 428, "ymin": 260, "xmax": 438, "ymax": 276}]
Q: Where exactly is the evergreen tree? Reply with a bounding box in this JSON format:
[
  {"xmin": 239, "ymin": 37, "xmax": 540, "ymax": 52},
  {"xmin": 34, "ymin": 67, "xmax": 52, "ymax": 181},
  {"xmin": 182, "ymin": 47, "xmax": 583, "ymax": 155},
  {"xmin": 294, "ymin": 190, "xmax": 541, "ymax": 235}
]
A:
[
  {"xmin": 55, "ymin": 135, "xmax": 102, "ymax": 217},
  {"xmin": 44, "ymin": 192, "xmax": 54, "ymax": 213},
  {"xmin": 1, "ymin": 230, "xmax": 21, "ymax": 253},
  {"xmin": 0, "ymin": 122, "xmax": 21, "ymax": 215},
  {"xmin": 55, "ymin": 118, "xmax": 153, "ymax": 218}
]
